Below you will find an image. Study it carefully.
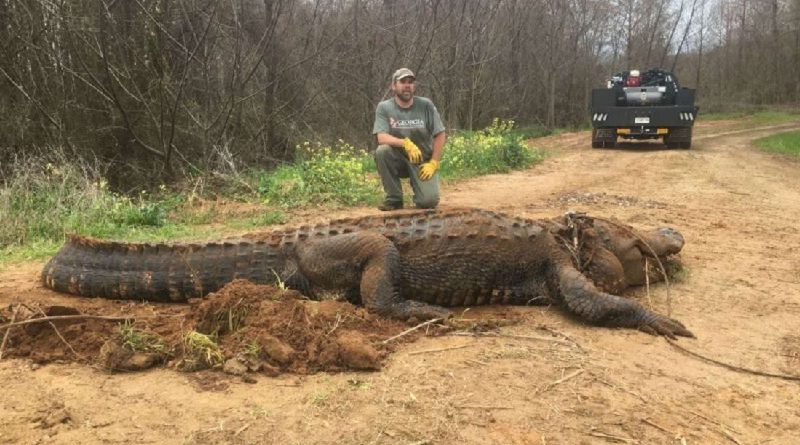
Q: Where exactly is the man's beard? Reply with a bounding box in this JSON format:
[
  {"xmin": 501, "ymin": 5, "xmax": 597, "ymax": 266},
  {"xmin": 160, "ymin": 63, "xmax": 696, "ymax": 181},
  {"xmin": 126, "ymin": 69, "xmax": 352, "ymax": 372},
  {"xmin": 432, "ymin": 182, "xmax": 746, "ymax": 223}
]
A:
[{"xmin": 395, "ymin": 90, "xmax": 413, "ymax": 101}]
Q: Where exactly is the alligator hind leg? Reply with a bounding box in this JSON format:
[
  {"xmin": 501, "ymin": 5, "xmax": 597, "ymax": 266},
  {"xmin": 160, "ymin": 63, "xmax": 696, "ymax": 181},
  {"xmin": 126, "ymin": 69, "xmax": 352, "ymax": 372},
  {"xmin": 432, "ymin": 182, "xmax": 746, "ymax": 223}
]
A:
[{"xmin": 293, "ymin": 232, "xmax": 451, "ymax": 321}]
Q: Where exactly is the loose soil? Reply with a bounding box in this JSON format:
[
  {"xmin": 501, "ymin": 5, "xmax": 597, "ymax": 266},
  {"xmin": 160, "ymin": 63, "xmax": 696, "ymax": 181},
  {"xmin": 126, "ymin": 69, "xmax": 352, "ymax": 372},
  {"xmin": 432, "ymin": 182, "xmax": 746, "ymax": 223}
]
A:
[{"xmin": 2, "ymin": 119, "xmax": 800, "ymax": 444}]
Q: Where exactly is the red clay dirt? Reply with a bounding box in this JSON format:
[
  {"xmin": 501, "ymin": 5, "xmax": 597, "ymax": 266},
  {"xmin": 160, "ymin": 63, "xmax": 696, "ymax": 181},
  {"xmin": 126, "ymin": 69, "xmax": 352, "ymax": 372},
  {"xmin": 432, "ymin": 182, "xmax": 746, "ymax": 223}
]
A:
[{"xmin": 2, "ymin": 119, "xmax": 800, "ymax": 444}]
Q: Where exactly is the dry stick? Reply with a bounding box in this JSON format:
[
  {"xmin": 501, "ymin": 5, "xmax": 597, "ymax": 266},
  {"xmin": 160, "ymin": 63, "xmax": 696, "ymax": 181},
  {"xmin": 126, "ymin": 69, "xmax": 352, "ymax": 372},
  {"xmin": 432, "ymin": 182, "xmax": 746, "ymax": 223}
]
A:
[
  {"xmin": 449, "ymin": 331, "xmax": 575, "ymax": 347},
  {"xmin": 0, "ymin": 314, "xmax": 134, "ymax": 331},
  {"xmin": 455, "ymin": 405, "xmax": 513, "ymax": 410},
  {"xmin": 539, "ymin": 368, "xmax": 585, "ymax": 393},
  {"xmin": 640, "ymin": 418, "xmax": 675, "ymax": 436},
  {"xmin": 538, "ymin": 325, "xmax": 586, "ymax": 353},
  {"xmin": 408, "ymin": 344, "xmax": 473, "ymax": 356},
  {"xmin": 381, "ymin": 318, "xmax": 443, "ymax": 344},
  {"xmin": 588, "ymin": 431, "xmax": 638, "ymax": 444},
  {"xmin": 644, "ymin": 257, "xmax": 653, "ymax": 309},
  {"xmin": 666, "ymin": 338, "xmax": 800, "ymax": 381},
  {"xmin": 0, "ymin": 305, "xmax": 21, "ymax": 360},
  {"xmin": 719, "ymin": 429, "xmax": 744, "ymax": 445},
  {"xmin": 28, "ymin": 305, "xmax": 81, "ymax": 360}
]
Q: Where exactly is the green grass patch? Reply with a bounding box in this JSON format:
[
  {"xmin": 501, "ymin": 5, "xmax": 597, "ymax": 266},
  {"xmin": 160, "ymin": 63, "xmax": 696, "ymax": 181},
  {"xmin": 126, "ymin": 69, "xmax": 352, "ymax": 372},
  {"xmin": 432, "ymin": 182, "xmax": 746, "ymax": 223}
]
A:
[
  {"xmin": 754, "ymin": 130, "xmax": 800, "ymax": 158},
  {"xmin": 441, "ymin": 119, "xmax": 545, "ymax": 180},
  {"xmin": 702, "ymin": 110, "xmax": 800, "ymax": 125},
  {"xmin": 254, "ymin": 141, "xmax": 383, "ymax": 208}
]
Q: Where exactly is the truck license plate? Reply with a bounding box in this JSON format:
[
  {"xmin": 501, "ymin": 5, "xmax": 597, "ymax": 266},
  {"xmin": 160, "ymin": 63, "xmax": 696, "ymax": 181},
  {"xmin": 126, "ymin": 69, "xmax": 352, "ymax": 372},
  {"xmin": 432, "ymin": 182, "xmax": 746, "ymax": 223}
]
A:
[{"xmin": 634, "ymin": 117, "xmax": 650, "ymax": 124}]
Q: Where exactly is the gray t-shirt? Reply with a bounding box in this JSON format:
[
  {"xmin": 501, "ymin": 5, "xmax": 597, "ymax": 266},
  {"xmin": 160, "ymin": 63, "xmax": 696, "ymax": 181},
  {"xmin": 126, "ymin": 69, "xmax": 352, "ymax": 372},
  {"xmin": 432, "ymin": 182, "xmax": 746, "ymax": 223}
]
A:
[{"xmin": 372, "ymin": 96, "xmax": 445, "ymax": 159}]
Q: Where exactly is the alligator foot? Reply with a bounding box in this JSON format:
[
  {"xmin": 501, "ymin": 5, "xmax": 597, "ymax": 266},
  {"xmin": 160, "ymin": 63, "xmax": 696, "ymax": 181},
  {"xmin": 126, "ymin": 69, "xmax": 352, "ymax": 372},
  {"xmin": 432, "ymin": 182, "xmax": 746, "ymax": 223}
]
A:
[
  {"xmin": 635, "ymin": 311, "xmax": 694, "ymax": 339},
  {"xmin": 385, "ymin": 300, "xmax": 452, "ymax": 322}
]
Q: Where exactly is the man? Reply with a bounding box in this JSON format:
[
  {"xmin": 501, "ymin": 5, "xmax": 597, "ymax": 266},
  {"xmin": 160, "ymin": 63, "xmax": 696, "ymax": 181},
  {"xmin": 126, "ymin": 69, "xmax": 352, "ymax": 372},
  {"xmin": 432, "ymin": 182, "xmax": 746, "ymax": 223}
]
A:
[{"xmin": 372, "ymin": 68, "xmax": 446, "ymax": 211}]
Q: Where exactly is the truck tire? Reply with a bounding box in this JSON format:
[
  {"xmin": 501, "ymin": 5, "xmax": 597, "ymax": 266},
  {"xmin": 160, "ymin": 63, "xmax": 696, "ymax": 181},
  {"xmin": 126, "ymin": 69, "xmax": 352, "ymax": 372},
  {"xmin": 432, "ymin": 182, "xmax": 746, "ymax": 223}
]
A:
[
  {"xmin": 592, "ymin": 129, "xmax": 615, "ymax": 149},
  {"xmin": 665, "ymin": 127, "xmax": 692, "ymax": 150}
]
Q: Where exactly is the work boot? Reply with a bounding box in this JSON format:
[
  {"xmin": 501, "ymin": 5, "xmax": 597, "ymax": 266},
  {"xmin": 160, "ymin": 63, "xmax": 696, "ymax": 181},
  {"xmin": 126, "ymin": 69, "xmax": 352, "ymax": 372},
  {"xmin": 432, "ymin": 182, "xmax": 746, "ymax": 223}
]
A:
[{"xmin": 377, "ymin": 202, "xmax": 403, "ymax": 211}]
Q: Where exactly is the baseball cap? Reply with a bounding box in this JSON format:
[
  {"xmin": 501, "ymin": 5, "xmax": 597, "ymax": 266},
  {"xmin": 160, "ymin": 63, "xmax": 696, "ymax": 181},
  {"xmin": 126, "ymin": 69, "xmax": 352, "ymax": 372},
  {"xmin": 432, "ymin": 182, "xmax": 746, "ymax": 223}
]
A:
[{"xmin": 392, "ymin": 68, "xmax": 415, "ymax": 82}]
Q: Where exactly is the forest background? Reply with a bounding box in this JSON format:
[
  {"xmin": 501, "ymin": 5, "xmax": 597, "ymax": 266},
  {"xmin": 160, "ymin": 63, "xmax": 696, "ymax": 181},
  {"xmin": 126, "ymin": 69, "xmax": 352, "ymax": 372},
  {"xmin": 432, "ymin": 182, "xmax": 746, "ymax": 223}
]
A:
[{"xmin": 2, "ymin": 0, "xmax": 796, "ymax": 185}]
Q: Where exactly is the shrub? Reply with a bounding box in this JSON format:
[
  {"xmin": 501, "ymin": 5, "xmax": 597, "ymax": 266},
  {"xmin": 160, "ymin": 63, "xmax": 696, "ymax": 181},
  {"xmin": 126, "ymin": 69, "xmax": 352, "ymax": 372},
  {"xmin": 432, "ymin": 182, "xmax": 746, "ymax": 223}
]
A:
[
  {"xmin": 256, "ymin": 140, "xmax": 381, "ymax": 207},
  {"xmin": 441, "ymin": 119, "xmax": 544, "ymax": 179}
]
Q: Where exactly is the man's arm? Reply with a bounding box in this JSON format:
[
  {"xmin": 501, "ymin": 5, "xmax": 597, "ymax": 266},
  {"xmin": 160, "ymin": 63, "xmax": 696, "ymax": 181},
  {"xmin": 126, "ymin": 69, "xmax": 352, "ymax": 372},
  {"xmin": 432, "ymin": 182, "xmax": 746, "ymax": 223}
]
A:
[
  {"xmin": 430, "ymin": 131, "xmax": 446, "ymax": 162},
  {"xmin": 376, "ymin": 133, "xmax": 407, "ymax": 148}
]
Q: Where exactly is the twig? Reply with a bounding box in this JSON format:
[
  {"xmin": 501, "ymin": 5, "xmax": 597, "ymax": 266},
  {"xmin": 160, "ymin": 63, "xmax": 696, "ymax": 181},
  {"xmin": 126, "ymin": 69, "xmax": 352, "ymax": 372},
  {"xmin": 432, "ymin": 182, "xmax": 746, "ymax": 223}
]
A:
[
  {"xmin": 29, "ymin": 306, "xmax": 81, "ymax": 360},
  {"xmin": 588, "ymin": 431, "xmax": 638, "ymax": 444},
  {"xmin": 538, "ymin": 325, "xmax": 586, "ymax": 352},
  {"xmin": 687, "ymin": 410, "xmax": 741, "ymax": 434},
  {"xmin": 408, "ymin": 344, "xmax": 473, "ymax": 355},
  {"xmin": 720, "ymin": 428, "xmax": 744, "ymax": 445},
  {"xmin": 552, "ymin": 368, "xmax": 585, "ymax": 386},
  {"xmin": 593, "ymin": 375, "xmax": 649, "ymax": 403},
  {"xmin": 0, "ymin": 314, "xmax": 134, "ymax": 331},
  {"xmin": 455, "ymin": 405, "xmax": 513, "ymax": 410},
  {"xmin": 539, "ymin": 368, "xmax": 585, "ymax": 393},
  {"xmin": 0, "ymin": 305, "xmax": 21, "ymax": 360},
  {"xmin": 640, "ymin": 418, "xmax": 675, "ymax": 436},
  {"xmin": 234, "ymin": 423, "xmax": 251, "ymax": 436},
  {"xmin": 448, "ymin": 331, "xmax": 574, "ymax": 346},
  {"xmin": 405, "ymin": 441, "xmax": 431, "ymax": 445},
  {"xmin": 382, "ymin": 318, "xmax": 442, "ymax": 344},
  {"xmin": 644, "ymin": 257, "xmax": 653, "ymax": 309},
  {"xmin": 667, "ymin": 338, "xmax": 800, "ymax": 381}
]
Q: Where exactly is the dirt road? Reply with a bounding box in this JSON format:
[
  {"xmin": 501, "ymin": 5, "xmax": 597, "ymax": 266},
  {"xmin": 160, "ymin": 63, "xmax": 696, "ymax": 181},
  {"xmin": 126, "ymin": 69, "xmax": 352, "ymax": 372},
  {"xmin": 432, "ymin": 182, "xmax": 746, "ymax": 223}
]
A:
[{"xmin": 2, "ymin": 120, "xmax": 800, "ymax": 444}]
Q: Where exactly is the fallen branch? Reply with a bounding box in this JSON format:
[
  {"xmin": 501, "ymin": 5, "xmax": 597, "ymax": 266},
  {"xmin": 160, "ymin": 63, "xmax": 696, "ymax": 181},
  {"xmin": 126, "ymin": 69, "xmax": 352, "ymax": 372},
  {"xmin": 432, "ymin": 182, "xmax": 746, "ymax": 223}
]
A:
[
  {"xmin": 0, "ymin": 314, "xmax": 134, "ymax": 332},
  {"xmin": 588, "ymin": 431, "xmax": 638, "ymax": 444},
  {"xmin": 639, "ymin": 417, "xmax": 675, "ymax": 436},
  {"xmin": 0, "ymin": 306, "xmax": 21, "ymax": 360},
  {"xmin": 539, "ymin": 368, "xmax": 585, "ymax": 393},
  {"xmin": 408, "ymin": 344, "xmax": 473, "ymax": 356},
  {"xmin": 449, "ymin": 331, "xmax": 574, "ymax": 347},
  {"xmin": 28, "ymin": 306, "xmax": 81, "ymax": 360},
  {"xmin": 455, "ymin": 405, "xmax": 513, "ymax": 410},
  {"xmin": 382, "ymin": 318, "xmax": 442, "ymax": 344},
  {"xmin": 666, "ymin": 338, "xmax": 800, "ymax": 381},
  {"xmin": 719, "ymin": 428, "xmax": 744, "ymax": 445}
]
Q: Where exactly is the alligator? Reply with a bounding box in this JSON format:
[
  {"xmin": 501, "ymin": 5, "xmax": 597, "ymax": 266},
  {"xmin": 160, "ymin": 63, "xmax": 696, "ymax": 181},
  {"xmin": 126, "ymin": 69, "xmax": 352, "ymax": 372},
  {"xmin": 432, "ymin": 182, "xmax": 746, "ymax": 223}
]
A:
[{"xmin": 41, "ymin": 208, "xmax": 692, "ymax": 338}]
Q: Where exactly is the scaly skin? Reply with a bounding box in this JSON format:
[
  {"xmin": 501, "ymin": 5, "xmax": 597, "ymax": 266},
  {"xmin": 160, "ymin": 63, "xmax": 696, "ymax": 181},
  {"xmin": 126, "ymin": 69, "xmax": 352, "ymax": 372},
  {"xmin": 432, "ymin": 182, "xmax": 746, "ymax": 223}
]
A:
[{"xmin": 42, "ymin": 208, "xmax": 692, "ymax": 338}]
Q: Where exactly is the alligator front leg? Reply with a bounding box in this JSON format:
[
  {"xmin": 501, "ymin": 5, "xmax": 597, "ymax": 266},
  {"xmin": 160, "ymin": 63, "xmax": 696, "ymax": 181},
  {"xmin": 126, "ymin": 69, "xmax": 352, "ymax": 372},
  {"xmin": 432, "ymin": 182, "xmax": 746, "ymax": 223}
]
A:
[
  {"xmin": 293, "ymin": 232, "xmax": 451, "ymax": 321},
  {"xmin": 557, "ymin": 267, "xmax": 693, "ymax": 338}
]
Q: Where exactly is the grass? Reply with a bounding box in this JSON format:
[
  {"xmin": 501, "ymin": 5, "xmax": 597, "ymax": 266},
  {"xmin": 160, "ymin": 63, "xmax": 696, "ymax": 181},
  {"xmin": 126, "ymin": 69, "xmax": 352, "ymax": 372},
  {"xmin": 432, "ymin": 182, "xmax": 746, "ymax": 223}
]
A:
[
  {"xmin": 701, "ymin": 110, "xmax": 800, "ymax": 125},
  {"xmin": 182, "ymin": 331, "xmax": 224, "ymax": 369},
  {"xmin": 754, "ymin": 130, "xmax": 800, "ymax": 158},
  {"xmin": 0, "ymin": 119, "xmax": 545, "ymax": 267},
  {"xmin": 119, "ymin": 321, "xmax": 166, "ymax": 354}
]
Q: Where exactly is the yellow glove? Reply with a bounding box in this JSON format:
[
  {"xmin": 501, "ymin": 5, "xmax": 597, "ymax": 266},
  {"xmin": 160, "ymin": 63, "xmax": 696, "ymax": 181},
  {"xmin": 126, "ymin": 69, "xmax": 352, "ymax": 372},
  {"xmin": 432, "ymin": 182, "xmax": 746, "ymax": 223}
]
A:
[
  {"xmin": 418, "ymin": 159, "xmax": 440, "ymax": 181},
  {"xmin": 402, "ymin": 138, "xmax": 423, "ymax": 164}
]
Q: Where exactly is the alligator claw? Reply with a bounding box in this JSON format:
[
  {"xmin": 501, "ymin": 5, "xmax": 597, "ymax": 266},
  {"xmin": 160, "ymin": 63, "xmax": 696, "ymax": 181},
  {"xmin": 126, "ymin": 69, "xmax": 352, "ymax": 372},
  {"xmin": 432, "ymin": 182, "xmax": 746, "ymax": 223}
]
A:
[{"xmin": 640, "ymin": 314, "xmax": 694, "ymax": 339}]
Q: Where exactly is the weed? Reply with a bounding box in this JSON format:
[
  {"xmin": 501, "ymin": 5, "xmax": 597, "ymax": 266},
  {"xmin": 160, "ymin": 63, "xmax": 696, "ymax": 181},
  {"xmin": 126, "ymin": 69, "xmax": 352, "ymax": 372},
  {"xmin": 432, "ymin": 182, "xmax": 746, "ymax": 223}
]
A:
[
  {"xmin": 219, "ymin": 303, "xmax": 249, "ymax": 335},
  {"xmin": 256, "ymin": 140, "xmax": 382, "ymax": 207},
  {"xmin": 309, "ymin": 390, "xmax": 332, "ymax": 407},
  {"xmin": 441, "ymin": 119, "xmax": 544, "ymax": 179},
  {"xmin": 244, "ymin": 340, "xmax": 262, "ymax": 359},
  {"xmin": 270, "ymin": 269, "xmax": 288, "ymax": 291},
  {"xmin": 183, "ymin": 331, "xmax": 224, "ymax": 369},
  {"xmin": 119, "ymin": 321, "xmax": 166, "ymax": 354}
]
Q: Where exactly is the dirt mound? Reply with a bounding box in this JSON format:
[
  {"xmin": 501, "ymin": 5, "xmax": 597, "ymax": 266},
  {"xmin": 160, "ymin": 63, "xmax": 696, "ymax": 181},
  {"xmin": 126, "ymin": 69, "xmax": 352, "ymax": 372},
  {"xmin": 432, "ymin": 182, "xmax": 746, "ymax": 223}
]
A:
[{"xmin": 0, "ymin": 280, "xmax": 422, "ymax": 375}]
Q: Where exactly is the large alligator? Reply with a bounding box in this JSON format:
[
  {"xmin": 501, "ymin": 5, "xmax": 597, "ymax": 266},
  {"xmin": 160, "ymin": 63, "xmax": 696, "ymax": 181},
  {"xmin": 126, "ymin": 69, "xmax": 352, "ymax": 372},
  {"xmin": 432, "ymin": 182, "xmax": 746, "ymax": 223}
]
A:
[{"xmin": 42, "ymin": 208, "xmax": 692, "ymax": 337}]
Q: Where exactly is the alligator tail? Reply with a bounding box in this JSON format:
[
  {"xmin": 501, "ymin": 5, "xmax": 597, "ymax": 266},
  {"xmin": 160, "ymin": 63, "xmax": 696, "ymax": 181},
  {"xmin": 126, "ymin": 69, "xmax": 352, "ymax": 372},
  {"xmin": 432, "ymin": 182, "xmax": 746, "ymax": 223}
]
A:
[{"xmin": 41, "ymin": 235, "xmax": 285, "ymax": 302}]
